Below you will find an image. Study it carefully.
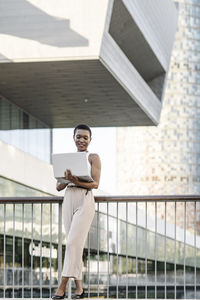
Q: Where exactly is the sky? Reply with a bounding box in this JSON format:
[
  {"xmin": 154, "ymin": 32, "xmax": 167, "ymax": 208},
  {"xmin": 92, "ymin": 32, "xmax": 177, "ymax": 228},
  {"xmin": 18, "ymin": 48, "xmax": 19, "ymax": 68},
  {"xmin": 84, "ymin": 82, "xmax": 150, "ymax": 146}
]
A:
[{"xmin": 53, "ymin": 127, "xmax": 116, "ymax": 194}]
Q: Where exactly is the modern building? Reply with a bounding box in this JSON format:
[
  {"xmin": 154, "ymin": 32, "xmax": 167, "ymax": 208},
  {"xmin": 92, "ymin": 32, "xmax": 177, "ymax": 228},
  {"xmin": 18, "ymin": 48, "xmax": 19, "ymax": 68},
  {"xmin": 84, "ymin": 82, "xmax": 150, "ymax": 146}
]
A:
[
  {"xmin": 0, "ymin": 0, "xmax": 177, "ymax": 128},
  {"xmin": 116, "ymin": 0, "xmax": 200, "ymax": 238},
  {"xmin": 0, "ymin": 0, "xmax": 177, "ymax": 196},
  {"xmin": 0, "ymin": 0, "xmax": 178, "ymax": 298},
  {"xmin": 116, "ymin": 0, "xmax": 200, "ymax": 196}
]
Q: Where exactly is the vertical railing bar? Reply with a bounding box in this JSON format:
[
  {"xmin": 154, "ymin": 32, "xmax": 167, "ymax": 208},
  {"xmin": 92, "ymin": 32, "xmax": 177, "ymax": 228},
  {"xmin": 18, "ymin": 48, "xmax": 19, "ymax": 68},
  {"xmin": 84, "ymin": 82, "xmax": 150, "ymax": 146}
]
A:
[
  {"xmin": 107, "ymin": 202, "xmax": 109, "ymax": 299},
  {"xmin": 126, "ymin": 202, "xmax": 128, "ymax": 299},
  {"xmin": 116, "ymin": 202, "xmax": 119, "ymax": 299},
  {"xmin": 155, "ymin": 201, "xmax": 157, "ymax": 299},
  {"xmin": 184, "ymin": 201, "xmax": 186, "ymax": 299},
  {"xmin": 194, "ymin": 201, "xmax": 197, "ymax": 300},
  {"xmin": 164, "ymin": 201, "xmax": 167, "ymax": 299},
  {"xmin": 174, "ymin": 201, "xmax": 177, "ymax": 299},
  {"xmin": 3, "ymin": 204, "xmax": 6, "ymax": 299},
  {"xmin": 40, "ymin": 203, "xmax": 43, "ymax": 298},
  {"xmin": 145, "ymin": 201, "xmax": 147, "ymax": 299},
  {"xmin": 88, "ymin": 223, "xmax": 90, "ymax": 298},
  {"xmin": 97, "ymin": 203, "xmax": 100, "ymax": 298},
  {"xmin": 58, "ymin": 203, "xmax": 63, "ymax": 285},
  {"xmin": 50, "ymin": 203, "xmax": 52, "ymax": 298},
  {"xmin": 136, "ymin": 201, "xmax": 138, "ymax": 299},
  {"xmin": 22, "ymin": 203, "xmax": 24, "ymax": 299},
  {"xmin": 31, "ymin": 203, "xmax": 34, "ymax": 299},
  {"xmin": 13, "ymin": 204, "xmax": 15, "ymax": 299}
]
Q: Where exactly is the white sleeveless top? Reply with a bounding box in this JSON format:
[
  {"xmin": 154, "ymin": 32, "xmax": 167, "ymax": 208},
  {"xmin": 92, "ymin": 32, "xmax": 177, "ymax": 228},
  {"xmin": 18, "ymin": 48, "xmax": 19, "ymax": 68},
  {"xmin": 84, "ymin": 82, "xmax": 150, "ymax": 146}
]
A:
[{"xmin": 86, "ymin": 151, "xmax": 91, "ymax": 174}]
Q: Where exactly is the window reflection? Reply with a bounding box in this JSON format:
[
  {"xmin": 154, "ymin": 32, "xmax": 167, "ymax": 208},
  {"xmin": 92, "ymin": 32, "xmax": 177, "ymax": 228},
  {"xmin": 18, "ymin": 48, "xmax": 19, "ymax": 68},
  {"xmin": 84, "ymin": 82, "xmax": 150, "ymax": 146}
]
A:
[{"xmin": 0, "ymin": 97, "xmax": 51, "ymax": 163}]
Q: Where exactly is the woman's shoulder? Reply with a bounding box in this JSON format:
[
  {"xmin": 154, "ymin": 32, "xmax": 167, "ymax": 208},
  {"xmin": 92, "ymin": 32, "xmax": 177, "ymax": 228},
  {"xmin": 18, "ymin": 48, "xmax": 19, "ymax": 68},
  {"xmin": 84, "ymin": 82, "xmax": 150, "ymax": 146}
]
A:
[
  {"xmin": 88, "ymin": 153, "xmax": 101, "ymax": 163},
  {"xmin": 88, "ymin": 152, "xmax": 100, "ymax": 158}
]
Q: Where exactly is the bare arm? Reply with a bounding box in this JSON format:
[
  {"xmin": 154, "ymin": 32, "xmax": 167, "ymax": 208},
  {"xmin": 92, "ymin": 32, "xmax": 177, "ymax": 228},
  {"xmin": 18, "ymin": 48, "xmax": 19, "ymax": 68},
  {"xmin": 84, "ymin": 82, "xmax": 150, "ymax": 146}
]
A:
[{"xmin": 65, "ymin": 154, "xmax": 101, "ymax": 189}]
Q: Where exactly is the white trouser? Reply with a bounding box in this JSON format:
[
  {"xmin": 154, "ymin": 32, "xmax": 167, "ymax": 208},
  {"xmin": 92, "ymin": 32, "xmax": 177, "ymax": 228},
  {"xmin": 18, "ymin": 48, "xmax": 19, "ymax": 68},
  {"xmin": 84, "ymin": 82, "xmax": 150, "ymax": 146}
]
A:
[{"xmin": 61, "ymin": 187, "xmax": 95, "ymax": 280}]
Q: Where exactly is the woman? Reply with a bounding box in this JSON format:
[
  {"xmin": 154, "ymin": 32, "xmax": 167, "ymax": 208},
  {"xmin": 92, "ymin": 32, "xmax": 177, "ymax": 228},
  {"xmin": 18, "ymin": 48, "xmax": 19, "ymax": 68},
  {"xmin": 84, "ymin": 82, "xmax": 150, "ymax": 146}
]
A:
[{"xmin": 52, "ymin": 124, "xmax": 101, "ymax": 299}]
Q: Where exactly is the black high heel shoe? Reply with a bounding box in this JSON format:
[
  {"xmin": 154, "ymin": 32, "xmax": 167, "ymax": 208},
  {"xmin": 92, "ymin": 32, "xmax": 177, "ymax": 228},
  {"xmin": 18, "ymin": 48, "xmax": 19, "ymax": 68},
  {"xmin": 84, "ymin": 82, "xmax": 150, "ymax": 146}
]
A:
[
  {"xmin": 51, "ymin": 292, "xmax": 65, "ymax": 299},
  {"xmin": 72, "ymin": 289, "xmax": 85, "ymax": 299}
]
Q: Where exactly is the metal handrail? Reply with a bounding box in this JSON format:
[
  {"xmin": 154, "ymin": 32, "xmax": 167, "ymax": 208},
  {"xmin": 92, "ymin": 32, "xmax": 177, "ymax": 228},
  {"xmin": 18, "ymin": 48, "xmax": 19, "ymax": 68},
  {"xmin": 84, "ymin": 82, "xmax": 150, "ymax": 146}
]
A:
[{"xmin": 0, "ymin": 194, "xmax": 200, "ymax": 203}]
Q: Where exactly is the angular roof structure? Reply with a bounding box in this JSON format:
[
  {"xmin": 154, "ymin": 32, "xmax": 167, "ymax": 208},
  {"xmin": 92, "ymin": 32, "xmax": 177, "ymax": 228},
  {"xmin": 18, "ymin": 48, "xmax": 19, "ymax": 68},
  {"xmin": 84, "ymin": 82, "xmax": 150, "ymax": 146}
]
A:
[{"xmin": 0, "ymin": 0, "xmax": 178, "ymax": 128}]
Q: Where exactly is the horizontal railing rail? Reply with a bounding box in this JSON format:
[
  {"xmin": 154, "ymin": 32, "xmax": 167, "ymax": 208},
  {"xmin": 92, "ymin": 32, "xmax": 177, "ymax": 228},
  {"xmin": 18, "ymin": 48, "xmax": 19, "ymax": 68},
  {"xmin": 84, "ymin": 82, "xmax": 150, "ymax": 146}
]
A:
[
  {"xmin": 1, "ymin": 194, "xmax": 200, "ymax": 203},
  {"xmin": 1, "ymin": 195, "xmax": 200, "ymax": 299}
]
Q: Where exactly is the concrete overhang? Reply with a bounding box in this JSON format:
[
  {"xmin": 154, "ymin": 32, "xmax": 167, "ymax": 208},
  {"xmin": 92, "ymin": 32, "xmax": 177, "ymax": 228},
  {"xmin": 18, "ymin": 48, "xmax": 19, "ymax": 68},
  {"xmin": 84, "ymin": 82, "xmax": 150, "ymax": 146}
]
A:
[{"xmin": 0, "ymin": 0, "xmax": 178, "ymax": 128}]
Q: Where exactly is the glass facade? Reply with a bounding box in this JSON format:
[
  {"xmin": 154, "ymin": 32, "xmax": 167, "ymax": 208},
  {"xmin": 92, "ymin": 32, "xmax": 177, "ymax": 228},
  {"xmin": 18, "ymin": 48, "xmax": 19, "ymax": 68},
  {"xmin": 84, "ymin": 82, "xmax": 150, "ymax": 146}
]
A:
[
  {"xmin": 0, "ymin": 96, "xmax": 51, "ymax": 163},
  {"xmin": 116, "ymin": 0, "xmax": 200, "ymax": 196}
]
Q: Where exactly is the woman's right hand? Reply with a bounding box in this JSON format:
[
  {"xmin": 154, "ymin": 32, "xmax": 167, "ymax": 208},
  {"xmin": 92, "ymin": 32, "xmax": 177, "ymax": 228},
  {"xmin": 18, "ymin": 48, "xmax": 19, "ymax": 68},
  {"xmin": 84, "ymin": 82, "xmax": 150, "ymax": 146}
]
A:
[{"xmin": 56, "ymin": 170, "xmax": 72, "ymax": 192}]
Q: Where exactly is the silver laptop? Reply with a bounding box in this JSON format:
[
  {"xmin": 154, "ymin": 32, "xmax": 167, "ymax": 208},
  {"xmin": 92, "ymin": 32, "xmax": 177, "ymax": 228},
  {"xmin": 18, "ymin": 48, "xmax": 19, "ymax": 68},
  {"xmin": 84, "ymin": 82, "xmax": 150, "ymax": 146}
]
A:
[{"xmin": 52, "ymin": 152, "xmax": 93, "ymax": 182}]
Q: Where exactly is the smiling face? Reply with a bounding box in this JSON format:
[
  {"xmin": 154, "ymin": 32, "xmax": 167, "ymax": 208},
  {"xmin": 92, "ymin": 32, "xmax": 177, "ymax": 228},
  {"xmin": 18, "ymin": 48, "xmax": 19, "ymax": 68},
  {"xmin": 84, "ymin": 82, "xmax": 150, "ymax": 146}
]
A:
[{"xmin": 73, "ymin": 129, "xmax": 91, "ymax": 152}]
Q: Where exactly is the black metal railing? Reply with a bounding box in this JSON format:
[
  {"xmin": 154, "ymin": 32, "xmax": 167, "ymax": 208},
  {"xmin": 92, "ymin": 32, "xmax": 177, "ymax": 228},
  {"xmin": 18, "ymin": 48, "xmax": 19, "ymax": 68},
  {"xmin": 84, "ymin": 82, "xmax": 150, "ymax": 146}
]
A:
[{"xmin": 1, "ymin": 195, "xmax": 200, "ymax": 299}]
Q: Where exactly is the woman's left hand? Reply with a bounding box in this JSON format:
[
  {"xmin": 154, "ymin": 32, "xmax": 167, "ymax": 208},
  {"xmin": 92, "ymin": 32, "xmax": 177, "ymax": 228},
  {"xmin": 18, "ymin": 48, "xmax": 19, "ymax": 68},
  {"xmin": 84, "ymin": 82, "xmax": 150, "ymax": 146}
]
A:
[{"xmin": 64, "ymin": 169, "xmax": 79, "ymax": 184}]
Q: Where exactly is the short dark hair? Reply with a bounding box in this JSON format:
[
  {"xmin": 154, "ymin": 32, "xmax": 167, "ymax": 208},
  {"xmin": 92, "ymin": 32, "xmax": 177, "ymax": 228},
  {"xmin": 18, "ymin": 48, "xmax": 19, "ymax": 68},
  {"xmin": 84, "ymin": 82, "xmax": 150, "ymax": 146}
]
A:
[{"xmin": 73, "ymin": 124, "xmax": 92, "ymax": 137}]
